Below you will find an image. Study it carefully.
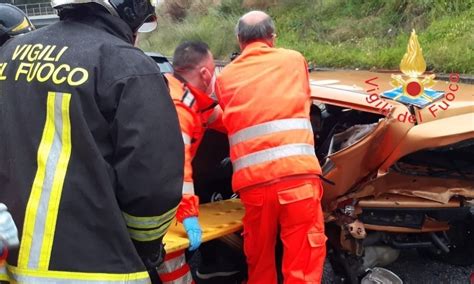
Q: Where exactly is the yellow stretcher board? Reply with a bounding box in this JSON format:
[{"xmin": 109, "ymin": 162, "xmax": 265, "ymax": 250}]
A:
[{"xmin": 163, "ymin": 199, "xmax": 245, "ymax": 253}]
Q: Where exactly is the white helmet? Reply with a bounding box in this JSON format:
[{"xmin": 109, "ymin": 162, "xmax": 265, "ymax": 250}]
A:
[{"xmin": 51, "ymin": 0, "xmax": 157, "ymax": 33}]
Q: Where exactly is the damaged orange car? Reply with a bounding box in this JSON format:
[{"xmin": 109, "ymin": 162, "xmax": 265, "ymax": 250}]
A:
[{"xmin": 307, "ymin": 31, "xmax": 473, "ymax": 282}]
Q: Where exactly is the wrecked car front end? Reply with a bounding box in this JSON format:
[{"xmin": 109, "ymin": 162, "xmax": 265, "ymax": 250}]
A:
[
  {"xmin": 309, "ymin": 76, "xmax": 473, "ymax": 282},
  {"xmin": 309, "ymin": 44, "xmax": 474, "ymax": 282}
]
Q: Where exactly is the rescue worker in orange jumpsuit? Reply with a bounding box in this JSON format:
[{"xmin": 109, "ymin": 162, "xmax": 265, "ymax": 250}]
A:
[
  {"xmin": 158, "ymin": 41, "xmax": 223, "ymax": 284},
  {"xmin": 216, "ymin": 11, "xmax": 327, "ymax": 283}
]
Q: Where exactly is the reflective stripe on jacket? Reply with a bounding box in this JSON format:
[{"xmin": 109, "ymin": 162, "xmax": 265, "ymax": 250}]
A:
[
  {"xmin": 0, "ymin": 265, "xmax": 8, "ymax": 282},
  {"xmin": 216, "ymin": 41, "xmax": 322, "ymax": 191},
  {"xmin": 166, "ymin": 74, "xmax": 222, "ymax": 222},
  {"xmin": 157, "ymin": 251, "xmax": 193, "ymax": 284},
  {"xmin": 2, "ymin": 265, "xmax": 150, "ymax": 283}
]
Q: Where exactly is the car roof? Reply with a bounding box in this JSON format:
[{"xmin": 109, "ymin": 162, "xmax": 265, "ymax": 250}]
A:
[{"xmin": 145, "ymin": 52, "xmax": 168, "ymax": 59}]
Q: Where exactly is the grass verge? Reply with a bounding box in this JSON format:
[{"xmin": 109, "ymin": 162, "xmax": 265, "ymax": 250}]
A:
[{"xmin": 139, "ymin": 0, "xmax": 473, "ymax": 74}]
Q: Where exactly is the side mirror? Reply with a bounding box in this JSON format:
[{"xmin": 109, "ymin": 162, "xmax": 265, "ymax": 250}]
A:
[{"xmin": 230, "ymin": 52, "xmax": 240, "ymax": 62}]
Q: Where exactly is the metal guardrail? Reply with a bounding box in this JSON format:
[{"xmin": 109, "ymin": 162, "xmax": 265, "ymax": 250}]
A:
[
  {"xmin": 215, "ymin": 59, "xmax": 229, "ymax": 68},
  {"xmin": 16, "ymin": 2, "xmax": 55, "ymax": 17}
]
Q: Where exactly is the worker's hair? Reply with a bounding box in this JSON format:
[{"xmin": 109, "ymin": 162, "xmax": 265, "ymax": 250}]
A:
[
  {"xmin": 235, "ymin": 12, "xmax": 275, "ymax": 44},
  {"xmin": 173, "ymin": 41, "xmax": 210, "ymax": 73}
]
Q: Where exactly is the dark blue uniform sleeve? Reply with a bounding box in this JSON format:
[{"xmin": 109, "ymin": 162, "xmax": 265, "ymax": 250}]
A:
[{"xmin": 108, "ymin": 72, "xmax": 183, "ymax": 262}]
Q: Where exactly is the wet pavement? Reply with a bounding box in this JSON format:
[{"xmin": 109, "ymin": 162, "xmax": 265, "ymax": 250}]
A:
[{"xmin": 385, "ymin": 249, "xmax": 474, "ymax": 284}]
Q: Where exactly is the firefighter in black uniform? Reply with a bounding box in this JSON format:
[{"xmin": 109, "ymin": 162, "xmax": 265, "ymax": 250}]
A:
[{"xmin": 0, "ymin": 0, "xmax": 183, "ymax": 283}]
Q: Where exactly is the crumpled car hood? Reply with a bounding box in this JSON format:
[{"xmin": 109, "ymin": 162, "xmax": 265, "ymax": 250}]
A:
[{"xmin": 310, "ymin": 71, "xmax": 474, "ymax": 207}]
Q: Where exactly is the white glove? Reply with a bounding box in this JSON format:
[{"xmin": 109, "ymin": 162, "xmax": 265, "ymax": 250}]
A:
[{"xmin": 0, "ymin": 203, "xmax": 19, "ymax": 249}]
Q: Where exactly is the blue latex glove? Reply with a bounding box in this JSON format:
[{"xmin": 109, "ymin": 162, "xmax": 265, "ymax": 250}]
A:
[
  {"xmin": 182, "ymin": 217, "xmax": 202, "ymax": 251},
  {"xmin": 0, "ymin": 203, "xmax": 19, "ymax": 249}
]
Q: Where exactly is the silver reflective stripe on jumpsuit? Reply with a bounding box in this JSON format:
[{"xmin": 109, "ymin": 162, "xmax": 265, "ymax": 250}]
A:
[
  {"xmin": 229, "ymin": 118, "xmax": 312, "ymax": 146},
  {"xmin": 182, "ymin": 132, "xmax": 192, "ymax": 145},
  {"xmin": 229, "ymin": 118, "xmax": 315, "ymax": 171},
  {"xmin": 182, "ymin": 181, "xmax": 194, "ymax": 194}
]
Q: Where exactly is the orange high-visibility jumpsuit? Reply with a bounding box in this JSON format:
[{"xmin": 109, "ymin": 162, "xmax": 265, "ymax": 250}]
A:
[
  {"xmin": 216, "ymin": 41, "xmax": 327, "ymax": 283},
  {"xmin": 158, "ymin": 74, "xmax": 223, "ymax": 284},
  {"xmin": 0, "ymin": 247, "xmax": 7, "ymax": 266}
]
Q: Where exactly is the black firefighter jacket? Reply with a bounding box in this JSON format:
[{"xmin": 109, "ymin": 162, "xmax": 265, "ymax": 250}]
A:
[{"xmin": 0, "ymin": 8, "xmax": 183, "ymax": 283}]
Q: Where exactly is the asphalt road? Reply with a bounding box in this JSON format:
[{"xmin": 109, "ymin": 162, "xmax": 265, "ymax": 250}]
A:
[{"xmin": 385, "ymin": 249, "xmax": 474, "ymax": 284}]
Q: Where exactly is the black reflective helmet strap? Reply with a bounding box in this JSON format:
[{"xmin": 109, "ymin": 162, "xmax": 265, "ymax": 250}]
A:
[{"xmin": 0, "ymin": 25, "xmax": 20, "ymax": 37}]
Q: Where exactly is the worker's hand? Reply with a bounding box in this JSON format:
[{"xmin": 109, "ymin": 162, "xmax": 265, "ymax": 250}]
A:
[
  {"xmin": 0, "ymin": 203, "xmax": 19, "ymax": 249},
  {"xmin": 182, "ymin": 217, "xmax": 202, "ymax": 251}
]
